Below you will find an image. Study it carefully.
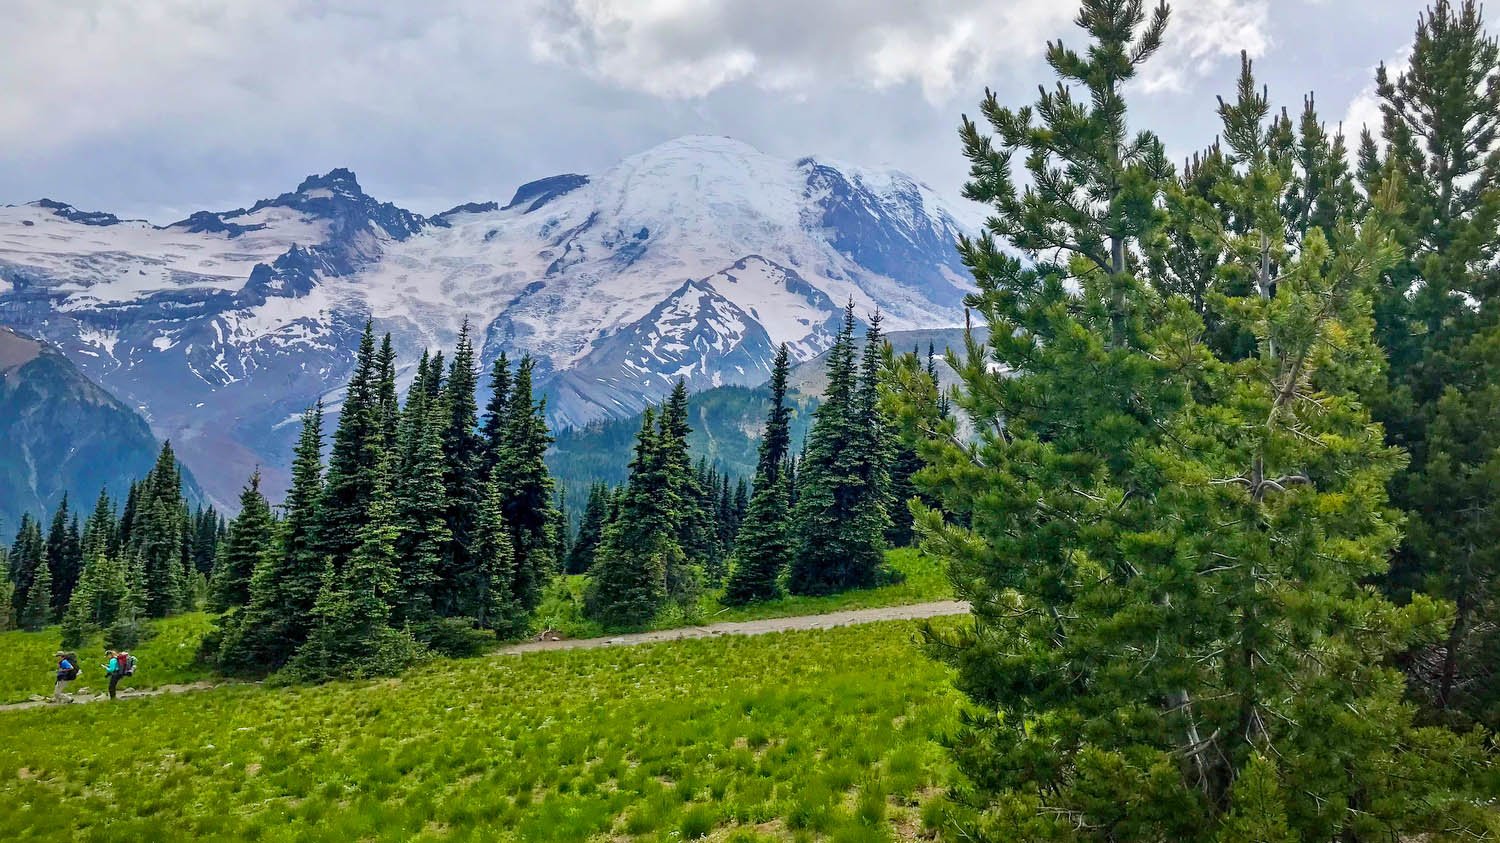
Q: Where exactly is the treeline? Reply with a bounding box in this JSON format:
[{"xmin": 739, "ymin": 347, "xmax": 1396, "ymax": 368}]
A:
[
  {"xmin": 1, "ymin": 447, "xmax": 224, "ymax": 646},
  {"xmin": 580, "ymin": 308, "xmax": 932, "ymax": 627},
  {"xmin": 895, "ymin": 0, "xmax": 1500, "ymax": 840}
]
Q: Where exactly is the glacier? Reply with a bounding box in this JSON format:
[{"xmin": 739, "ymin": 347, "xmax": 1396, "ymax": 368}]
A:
[{"xmin": 0, "ymin": 135, "xmax": 973, "ymax": 506}]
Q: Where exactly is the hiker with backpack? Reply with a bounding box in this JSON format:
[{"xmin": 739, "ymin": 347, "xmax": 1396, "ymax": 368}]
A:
[
  {"xmin": 53, "ymin": 652, "xmax": 80, "ymax": 703},
  {"xmin": 103, "ymin": 650, "xmax": 135, "ymax": 700}
]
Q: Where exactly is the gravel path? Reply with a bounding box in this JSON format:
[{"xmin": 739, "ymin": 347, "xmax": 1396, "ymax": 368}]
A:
[
  {"xmin": 1, "ymin": 600, "xmax": 971, "ymax": 712},
  {"xmin": 499, "ymin": 600, "xmax": 971, "ymax": 655},
  {"xmin": 0, "ymin": 681, "xmax": 225, "ymax": 713}
]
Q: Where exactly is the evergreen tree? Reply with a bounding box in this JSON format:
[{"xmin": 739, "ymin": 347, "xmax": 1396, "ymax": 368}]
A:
[
  {"xmin": 787, "ymin": 305, "xmax": 890, "ymax": 594},
  {"xmin": 725, "ymin": 345, "xmax": 796, "ymax": 603},
  {"xmin": 586, "ymin": 409, "xmax": 677, "ymax": 628},
  {"xmin": 375, "ymin": 332, "xmax": 400, "ymax": 453},
  {"xmin": 550, "ymin": 488, "xmax": 571, "ymax": 571},
  {"xmin": 436, "ymin": 320, "xmax": 485, "ymax": 616},
  {"xmin": 60, "ymin": 548, "xmax": 128, "ymax": 649},
  {"xmin": 216, "ymin": 405, "xmax": 326, "ymax": 673},
  {"xmin": 394, "ymin": 382, "xmax": 451, "ymax": 622},
  {"xmin": 0, "ymin": 552, "xmax": 13, "ymax": 632},
  {"xmin": 723, "ymin": 474, "xmax": 792, "ymax": 605},
  {"xmin": 190, "ymin": 506, "xmax": 220, "ymax": 576},
  {"xmin": 317, "ymin": 322, "xmax": 384, "ymax": 576},
  {"xmin": 1362, "ymin": 0, "xmax": 1500, "ymax": 727},
  {"xmin": 566, "ymin": 482, "xmax": 608, "ymax": 574},
  {"xmin": 473, "ymin": 477, "xmax": 524, "ymax": 637},
  {"xmin": 480, "ymin": 351, "xmax": 512, "ymax": 472},
  {"xmin": 493, "ymin": 355, "xmax": 558, "ymax": 610},
  {"xmin": 715, "ymin": 473, "xmax": 736, "ymax": 555},
  {"xmin": 129, "ymin": 442, "xmax": 189, "ymax": 616},
  {"xmin": 45, "ymin": 495, "xmax": 83, "ymax": 612},
  {"xmin": 18, "ymin": 554, "xmax": 52, "ymax": 631},
  {"xmin": 83, "ymin": 489, "xmax": 117, "ymax": 563},
  {"xmin": 900, "ymin": 6, "xmax": 1492, "ymax": 839},
  {"xmin": 207, "ymin": 470, "xmax": 275, "ymax": 612},
  {"xmin": 8, "ymin": 514, "xmax": 44, "ymax": 617},
  {"xmin": 291, "ymin": 455, "xmax": 422, "ymax": 681},
  {"xmin": 659, "ymin": 380, "xmax": 705, "ymax": 603},
  {"xmin": 117, "ymin": 480, "xmax": 139, "ymax": 550}
]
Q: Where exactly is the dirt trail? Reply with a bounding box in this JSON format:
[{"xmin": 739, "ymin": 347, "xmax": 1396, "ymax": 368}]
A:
[
  {"xmin": 0, "ymin": 681, "xmax": 224, "ymax": 713},
  {"xmin": 0, "ymin": 601, "xmax": 971, "ymax": 713},
  {"xmin": 499, "ymin": 600, "xmax": 971, "ymax": 655}
]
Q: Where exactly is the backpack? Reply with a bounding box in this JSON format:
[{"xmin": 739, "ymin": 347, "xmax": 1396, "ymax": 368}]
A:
[
  {"xmin": 59, "ymin": 653, "xmax": 80, "ymax": 681},
  {"xmin": 121, "ymin": 654, "xmax": 137, "ymax": 677}
]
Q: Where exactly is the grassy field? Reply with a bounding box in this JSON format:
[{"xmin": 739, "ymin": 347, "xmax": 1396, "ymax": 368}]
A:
[
  {"xmin": 0, "ymin": 613, "xmax": 216, "ymax": 705},
  {"xmin": 0, "ymin": 549, "xmax": 950, "ymax": 704},
  {"xmin": 535, "ymin": 548, "xmax": 952, "ymax": 639},
  {"xmin": 1, "ymin": 618, "xmax": 965, "ymax": 842}
]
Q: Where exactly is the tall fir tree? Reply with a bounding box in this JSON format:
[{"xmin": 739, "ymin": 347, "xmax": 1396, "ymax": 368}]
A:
[
  {"xmin": 394, "ymin": 379, "xmax": 452, "ymax": 622},
  {"xmin": 375, "ymin": 332, "xmax": 401, "ymax": 453},
  {"xmin": 787, "ymin": 305, "xmax": 890, "ymax": 594},
  {"xmin": 480, "ymin": 351, "xmax": 512, "ymax": 473},
  {"xmin": 472, "ymin": 476, "xmax": 524, "ymax": 637},
  {"xmin": 8, "ymin": 513, "xmax": 45, "ymax": 617},
  {"xmin": 436, "ymin": 320, "xmax": 485, "ymax": 616},
  {"xmin": 725, "ymin": 344, "xmax": 796, "ymax": 603},
  {"xmin": 586, "ymin": 408, "xmax": 679, "ymax": 628},
  {"xmin": 566, "ymin": 482, "xmax": 608, "ymax": 574},
  {"xmin": 659, "ymin": 380, "xmax": 705, "ymax": 602},
  {"xmin": 898, "ymin": 5, "xmax": 1493, "ymax": 839},
  {"xmin": 317, "ymin": 322, "xmax": 385, "ymax": 577},
  {"xmin": 207, "ymin": 470, "xmax": 275, "ymax": 612},
  {"xmin": 216, "ymin": 405, "xmax": 326, "ymax": 673},
  {"xmin": 19, "ymin": 554, "xmax": 52, "ymax": 631},
  {"xmin": 45, "ymin": 495, "xmax": 83, "ymax": 612},
  {"xmin": 130, "ymin": 442, "xmax": 188, "ymax": 617},
  {"xmin": 493, "ymin": 355, "xmax": 558, "ymax": 611},
  {"xmin": 292, "ymin": 454, "xmax": 422, "ymax": 681},
  {"xmin": 1362, "ymin": 0, "xmax": 1500, "ymax": 727}
]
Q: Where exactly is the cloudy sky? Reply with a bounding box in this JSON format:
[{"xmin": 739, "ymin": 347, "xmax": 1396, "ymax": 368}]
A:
[{"xmin": 0, "ymin": 0, "xmax": 1427, "ymax": 223}]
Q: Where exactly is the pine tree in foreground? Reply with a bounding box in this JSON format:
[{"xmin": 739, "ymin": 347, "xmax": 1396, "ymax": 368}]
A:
[
  {"xmin": 1364, "ymin": 0, "xmax": 1500, "ymax": 728},
  {"xmin": 898, "ymin": 3, "xmax": 1494, "ymax": 839}
]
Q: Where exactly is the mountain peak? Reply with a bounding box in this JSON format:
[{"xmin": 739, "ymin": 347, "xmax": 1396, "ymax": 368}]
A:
[{"xmin": 295, "ymin": 168, "xmax": 363, "ymax": 196}]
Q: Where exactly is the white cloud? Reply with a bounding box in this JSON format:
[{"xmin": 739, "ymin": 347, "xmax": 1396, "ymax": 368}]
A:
[
  {"xmin": 1343, "ymin": 46, "xmax": 1410, "ymax": 145},
  {"xmin": 1138, "ymin": 0, "xmax": 1271, "ymax": 93},
  {"xmin": 527, "ymin": 0, "xmax": 1270, "ymax": 104}
]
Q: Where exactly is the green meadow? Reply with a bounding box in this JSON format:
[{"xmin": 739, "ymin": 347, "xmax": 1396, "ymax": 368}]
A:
[
  {"xmin": 1, "ymin": 618, "xmax": 965, "ymax": 842},
  {"xmin": 1, "ymin": 549, "xmax": 949, "ymax": 705},
  {"xmin": 0, "ymin": 613, "xmax": 216, "ymax": 705}
]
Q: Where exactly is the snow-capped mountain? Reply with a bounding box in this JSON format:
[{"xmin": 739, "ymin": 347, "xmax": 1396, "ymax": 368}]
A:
[{"xmin": 0, "ymin": 135, "xmax": 972, "ymax": 506}]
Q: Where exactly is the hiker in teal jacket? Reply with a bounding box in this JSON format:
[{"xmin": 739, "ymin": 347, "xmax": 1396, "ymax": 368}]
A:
[{"xmin": 103, "ymin": 651, "xmax": 121, "ymax": 700}]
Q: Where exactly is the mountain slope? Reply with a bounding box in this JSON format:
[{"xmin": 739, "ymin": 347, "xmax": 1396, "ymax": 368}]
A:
[
  {"xmin": 0, "ymin": 136, "xmax": 972, "ymax": 505},
  {"xmin": 0, "ymin": 326, "xmax": 197, "ymax": 530},
  {"xmin": 546, "ymin": 328, "xmax": 982, "ymax": 505}
]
